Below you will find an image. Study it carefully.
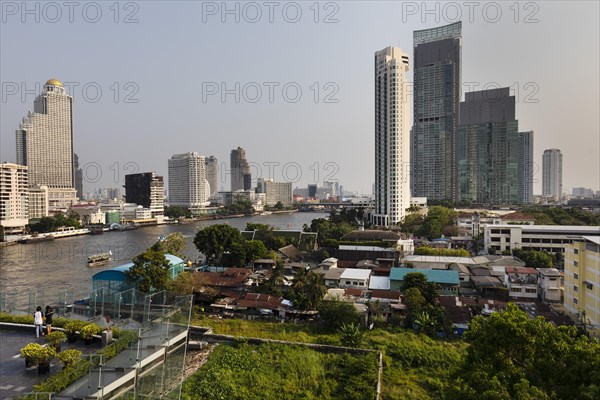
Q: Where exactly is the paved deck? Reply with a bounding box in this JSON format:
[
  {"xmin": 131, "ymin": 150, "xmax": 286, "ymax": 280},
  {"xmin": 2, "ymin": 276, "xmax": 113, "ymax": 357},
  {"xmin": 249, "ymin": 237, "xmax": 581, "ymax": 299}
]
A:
[{"xmin": 0, "ymin": 330, "xmax": 101, "ymax": 399}]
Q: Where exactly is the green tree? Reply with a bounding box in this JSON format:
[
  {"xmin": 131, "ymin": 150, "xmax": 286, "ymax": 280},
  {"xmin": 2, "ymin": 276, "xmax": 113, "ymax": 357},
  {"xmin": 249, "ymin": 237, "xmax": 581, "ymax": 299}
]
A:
[
  {"xmin": 455, "ymin": 303, "xmax": 600, "ymax": 400},
  {"xmin": 164, "ymin": 206, "xmax": 192, "ymax": 219},
  {"xmin": 400, "ymin": 272, "xmax": 440, "ymax": 305},
  {"xmin": 126, "ymin": 249, "xmax": 171, "ymax": 293},
  {"xmin": 244, "ymin": 240, "xmax": 268, "ymax": 264},
  {"xmin": 290, "ymin": 268, "xmax": 327, "ymax": 310},
  {"xmin": 274, "ymin": 201, "xmax": 285, "ymax": 210},
  {"xmin": 420, "ymin": 206, "xmax": 457, "ymax": 239},
  {"xmin": 318, "ymin": 300, "xmax": 359, "ymax": 330},
  {"xmin": 414, "ymin": 246, "xmax": 469, "ymax": 257},
  {"xmin": 169, "ymin": 271, "xmax": 195, "ymax": 295},
  {"xmin": 512, "ymin": 249, "xmax": 553, "ymax": 268},
  {"xmin": 152, "ymin": 232, "xmax": 187, "ymax": 257},
  {"xmin": 194, "ymin": 224, "xmax": 244, "ymax": 264}
]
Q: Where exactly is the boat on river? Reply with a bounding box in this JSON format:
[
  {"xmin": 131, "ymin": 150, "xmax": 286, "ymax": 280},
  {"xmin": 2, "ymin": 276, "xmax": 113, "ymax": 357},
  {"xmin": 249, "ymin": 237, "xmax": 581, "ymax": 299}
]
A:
[{"xmin": 88, "ymin": 251, "xmax": 112, "ymax": 267}]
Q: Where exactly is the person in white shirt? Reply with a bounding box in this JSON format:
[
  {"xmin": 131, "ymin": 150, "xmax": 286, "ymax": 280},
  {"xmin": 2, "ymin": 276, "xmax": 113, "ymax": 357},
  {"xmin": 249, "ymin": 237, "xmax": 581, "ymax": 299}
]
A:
[{"xmin": 34, "ymin": 306, "xmax": 44, "ymax": 338}]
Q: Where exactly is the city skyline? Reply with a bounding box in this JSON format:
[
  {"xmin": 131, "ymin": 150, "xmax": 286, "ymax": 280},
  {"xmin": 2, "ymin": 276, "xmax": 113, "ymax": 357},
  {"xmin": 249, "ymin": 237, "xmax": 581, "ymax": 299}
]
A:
[{"xmin": 1, "ymin": 3, "xmax": 598, "ymax": 194}]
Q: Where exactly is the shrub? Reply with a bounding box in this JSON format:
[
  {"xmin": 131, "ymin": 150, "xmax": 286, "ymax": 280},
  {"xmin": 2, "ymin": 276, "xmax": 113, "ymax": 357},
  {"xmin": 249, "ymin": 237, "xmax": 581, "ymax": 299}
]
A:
[
  {"xmin": 79, "ymin": 324, "xmax": 100, "ymax": 340},
  {"xmin": 20, "ymin": 343, "xmax": 56, "ymax": 363},
  {"xmin": 63, "ymin": 321, "xmax": 81, "ymax": 336},
  {"xmin": 57, "ymin": 349, "xmax": 82, "ymax": 368},
  {"xmin": 45, "ymin": 331, "xmax": 67, "ymax": 347}
]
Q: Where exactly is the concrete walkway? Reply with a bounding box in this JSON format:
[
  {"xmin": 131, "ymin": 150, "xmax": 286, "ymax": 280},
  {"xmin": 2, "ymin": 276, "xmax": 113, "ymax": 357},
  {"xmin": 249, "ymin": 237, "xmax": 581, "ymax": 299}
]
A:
[{"xmin": 0, "ymin": 330, "xmax": 100, "ymax": 399}]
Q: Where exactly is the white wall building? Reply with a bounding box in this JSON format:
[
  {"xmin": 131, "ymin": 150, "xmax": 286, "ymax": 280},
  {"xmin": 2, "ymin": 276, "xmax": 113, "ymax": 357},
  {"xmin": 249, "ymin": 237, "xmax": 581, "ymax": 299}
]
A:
[
  {"xmin": 263, "ymin": 179, "xmax": 292, "ymax": 206},
  {"xmin": 542, "ymin": 148, "xmax": 563, "ymax": 199},
  {"xmin": 372, "ymin": 46, "xmax": 411, "ymax": 227},
  {"xmin": 28, "ymin": 185, "xmax": 49, "ymax": 220},
  {"xmin": 15, "ymin": 79, "xmax": 78, "ymax": 208},
  {"xmin": 537, "ymin": 268, "xmax": 562, "ymax": 302},
  {"xmin": 0, "ymin": 163, "xmax": 29, "ymax": 234},
  {"xmin": 484, "ymin": 224, "xmax": 600, "ymax": 254},
  {"xmin": 168, "ymin": 152, "xmax": 211, "ymax": 209},
  {"xmin": 339, "ymin": 269, "xmax": 372, "ymax": 289}
]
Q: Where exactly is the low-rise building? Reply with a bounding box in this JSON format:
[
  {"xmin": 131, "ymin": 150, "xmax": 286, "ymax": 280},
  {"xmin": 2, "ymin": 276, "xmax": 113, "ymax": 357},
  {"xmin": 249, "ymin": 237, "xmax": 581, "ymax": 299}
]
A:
[
  {"xmin": 484, "ymin": 224, "xmax": 600, "ymax": 254},
  {"xmin": 505, "ymin": 267, "xmax": 539, "ymax": 299},
  {"xmin": 70, "ymin": 205, "xmax": 106, "ymax": 225},
  {"xmin": 28, "ymin": 185, "xmax": 49, "ymax": 220},
  {"xmin": 339, "ymin": 269, "xmax": 372, "ymax": 289},
  {"xmin": 536, "ymin": 268, "xmax": 562, "ymax": 302},
  {"xmin": 389, "ymin": 268, "xmax": 460, "ymax": 295}
]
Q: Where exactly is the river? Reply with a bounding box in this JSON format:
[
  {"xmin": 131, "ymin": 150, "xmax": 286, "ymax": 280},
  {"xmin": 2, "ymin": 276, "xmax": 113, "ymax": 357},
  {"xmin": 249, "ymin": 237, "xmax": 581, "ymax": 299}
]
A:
[{"xmin": 0, "ymin": 212, "xmax": 325, "ymax": 297}]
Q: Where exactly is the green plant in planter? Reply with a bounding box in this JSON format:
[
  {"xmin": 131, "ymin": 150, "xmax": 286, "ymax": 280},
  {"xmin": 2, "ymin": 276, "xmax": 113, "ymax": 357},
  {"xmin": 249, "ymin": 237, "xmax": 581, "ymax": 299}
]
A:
[
  {"xmin": 45, "ymin": 331, "xmax": 67, "ymax": 351},
  {"xmin": 64, "ymin": 321, "xmax": 83, "ymax": 342},
  {"xmin": 57, "ymin": 349, "xmax": 82, "ymax": 369},
  {"xmin": 20, "ymin": 343, "xmax": 55, "ymax": 373},
  {"xmin": 79, "ymin": 324, "xmax": 100, "ymax": 343}
]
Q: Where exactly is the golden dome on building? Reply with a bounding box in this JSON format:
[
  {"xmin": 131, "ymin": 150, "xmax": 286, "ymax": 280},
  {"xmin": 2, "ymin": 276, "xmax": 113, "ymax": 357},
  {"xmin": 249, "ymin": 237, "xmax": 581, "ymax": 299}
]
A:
[{"xmin": 45, "ymin": 78, "xmax": 63, "ymax": 86}]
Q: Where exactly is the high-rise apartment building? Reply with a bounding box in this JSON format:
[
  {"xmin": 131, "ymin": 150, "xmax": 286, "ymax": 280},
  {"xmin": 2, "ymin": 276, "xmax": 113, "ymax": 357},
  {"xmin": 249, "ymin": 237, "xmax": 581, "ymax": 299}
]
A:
[
  {"xmin": 457, "ymin": 88, "xmax": 532, "ymax": 204},
  {"xmin": 263, "ymin": 179, "xmax": 293, "ymax": 206},
  {"xmin": 411, "ymin": 22, "xmax": 461, "ymax": 201},
  {"xmin": 124, "ymin": 172, "xmax": 164, "ymax": 217},
  {"xmin": 518, "ymin": 131, "xmax": 534, "ymax": 204},
  {"xmin": 230, "ymin": 147, "xmax": 251, "ymax": 191},
  {"xmin": 15, "ymin": 79, "xmax": 77, "ymax": 207},
  {"xmin": 168, "ymin": 152, "xmax": 210, "ymax": 209},
  {"xmin": 372, "ymin": 46, "xmax": 411, "ymax": 227},
  {"xmin": 0, "ymin": 163, "xmax": 29, "ymax": 234},
  {"xmin": 542, "ymin": 149, "xmax": 563, "ymax": 198},
  {"xmin": 205, "ymin": 156, "xmax": 219, "ymax": 195}
]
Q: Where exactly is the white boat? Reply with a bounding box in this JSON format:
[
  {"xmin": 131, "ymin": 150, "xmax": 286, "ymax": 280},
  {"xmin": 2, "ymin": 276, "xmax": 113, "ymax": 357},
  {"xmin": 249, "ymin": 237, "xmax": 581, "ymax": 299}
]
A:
[{"xmin": 88, "ymin": 251, "xmax": 112, "ymax": 267}]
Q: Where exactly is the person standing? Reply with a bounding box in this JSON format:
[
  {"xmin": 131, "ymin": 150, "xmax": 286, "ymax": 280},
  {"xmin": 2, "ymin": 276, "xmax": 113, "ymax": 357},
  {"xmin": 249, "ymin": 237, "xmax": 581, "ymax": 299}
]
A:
[
  {"xmin": 45, "ymin": 306, "xmax": 54, "ymax": 334},
  {"xmin": 34, "ymin": 306, "xmax": 44, "ymax": 338}
]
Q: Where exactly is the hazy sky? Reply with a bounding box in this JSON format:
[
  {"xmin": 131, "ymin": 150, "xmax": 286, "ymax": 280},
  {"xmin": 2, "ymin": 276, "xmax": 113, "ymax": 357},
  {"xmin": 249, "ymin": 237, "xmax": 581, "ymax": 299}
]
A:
[{"xmin": 1, "ymin": 1, "xmax": 599, "ymax": 196}]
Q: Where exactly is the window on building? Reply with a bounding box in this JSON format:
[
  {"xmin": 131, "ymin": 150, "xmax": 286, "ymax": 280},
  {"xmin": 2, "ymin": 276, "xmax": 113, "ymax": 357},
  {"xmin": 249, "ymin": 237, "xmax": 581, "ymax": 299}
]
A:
[
  {"xmin": 574, "ymin": 261, "xmax": 578, "ymax": 267},
  {"xmin": 510, "ymin": 287, "xmax": 521, "ymax": 293},
  {"xmin": 345, "ymin": 281, "xmax": 351, "ymax": 285},
  {"xmin": 574, "ymin": 273, "xmax": 579, "ymax": 280},
  {"xmin": 574, "ymin": 286, "xmax": 578, "ymax": 292},
  {"xmin": 585, "ymin": 282, "xmax": 593, "ymax": 290},
  {"xmin": 573, "ymin": 298, "xmax": 578, "ymax": 305},
  {"xmin": 525, "ymin": 288, "xmax": 537, "ymax": 294},
  {"xmin": 574, "ymin": 248, "xmax": 579, "ymax": 254}
]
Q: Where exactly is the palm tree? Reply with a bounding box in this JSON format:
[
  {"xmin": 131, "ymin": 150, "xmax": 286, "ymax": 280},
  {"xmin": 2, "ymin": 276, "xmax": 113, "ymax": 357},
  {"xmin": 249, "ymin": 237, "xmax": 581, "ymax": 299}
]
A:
[{"xmin": 414, "ymin": 311, "xmax": 435, "ymax": 335}]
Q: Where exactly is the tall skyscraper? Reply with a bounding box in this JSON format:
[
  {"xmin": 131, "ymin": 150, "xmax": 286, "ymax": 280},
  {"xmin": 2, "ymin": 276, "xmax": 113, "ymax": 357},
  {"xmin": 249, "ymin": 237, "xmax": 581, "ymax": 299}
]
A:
[
  {"xmin": 518, "ymin": 131, "xmax": 534, "ymax": 203},
  {"xmin": 373, "ymin": 46, "xmax": 411, "ymax": 227},
  {"xmin": 124, "ymin": 172, "xmax": 164, "ymax": 216},
  {"xmin": 0, "ymin": 163, "xmax": 29, "ymax": 234},
  {"xmin": 543, "ymin": 149, "xmax": 563, "ymax": 198},
  {"xmin": 74, "ymin": 153, "xmax": 83, "ymax": 199},
  {"xmin": 205, "ymin": 156, "xmax": 219, "ymax": 195},
  {"xmin": 411, "ymin": 22, "xmax": 462, "ymax": 201},
  {"xmin": 230, "ymin": 147, "xmax": 251, "ymax": 191},
  {"xmin": 168, "ymin": 152, "xmax": 210, "ymax": 209},
  {"xmin": 15, "ymin": 78, "xmax": 77, "ymax": 207},
  {"xmin": 457, "ymin": 88, "xmax": 520, "ymax": 204}
]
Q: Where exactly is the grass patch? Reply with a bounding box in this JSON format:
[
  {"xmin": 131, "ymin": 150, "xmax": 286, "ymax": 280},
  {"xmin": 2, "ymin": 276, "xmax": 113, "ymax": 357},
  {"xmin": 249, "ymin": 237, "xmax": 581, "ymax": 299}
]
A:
[{"xmin": 181, "ymin": 342, "xmax": 378, "ymax": 400}]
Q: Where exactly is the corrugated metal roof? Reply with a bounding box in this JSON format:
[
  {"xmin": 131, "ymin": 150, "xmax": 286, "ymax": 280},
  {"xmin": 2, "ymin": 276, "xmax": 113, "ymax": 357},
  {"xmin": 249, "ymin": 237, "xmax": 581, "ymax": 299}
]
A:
[{"xmin": 389, "ymin": 268, "xmax": 459, "ymax": 285}]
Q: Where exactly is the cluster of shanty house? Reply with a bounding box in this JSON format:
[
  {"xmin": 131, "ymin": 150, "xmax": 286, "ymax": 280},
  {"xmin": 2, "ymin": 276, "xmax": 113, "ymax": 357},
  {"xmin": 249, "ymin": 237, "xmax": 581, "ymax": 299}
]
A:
[{"xmin": 188, "ymin": 230, "xmax": 569, "ymax": 330}]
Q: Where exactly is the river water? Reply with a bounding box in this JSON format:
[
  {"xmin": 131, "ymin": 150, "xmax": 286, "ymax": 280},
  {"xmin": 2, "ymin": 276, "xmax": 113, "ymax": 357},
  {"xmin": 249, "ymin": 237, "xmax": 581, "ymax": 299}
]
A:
[{"xmin": 0, "ymin": 212, "xmax": 325, "ymax": 297}]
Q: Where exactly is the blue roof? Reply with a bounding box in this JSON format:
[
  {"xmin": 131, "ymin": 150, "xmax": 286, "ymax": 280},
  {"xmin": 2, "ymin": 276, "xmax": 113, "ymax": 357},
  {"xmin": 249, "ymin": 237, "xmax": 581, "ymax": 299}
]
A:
[
  {"xmin": 93, "ymin": 254, "xmax": 185, "ymax": 281},
  {"xmin": 389, "ymin": 268, "xmax": 459, "ymax": 285}
]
